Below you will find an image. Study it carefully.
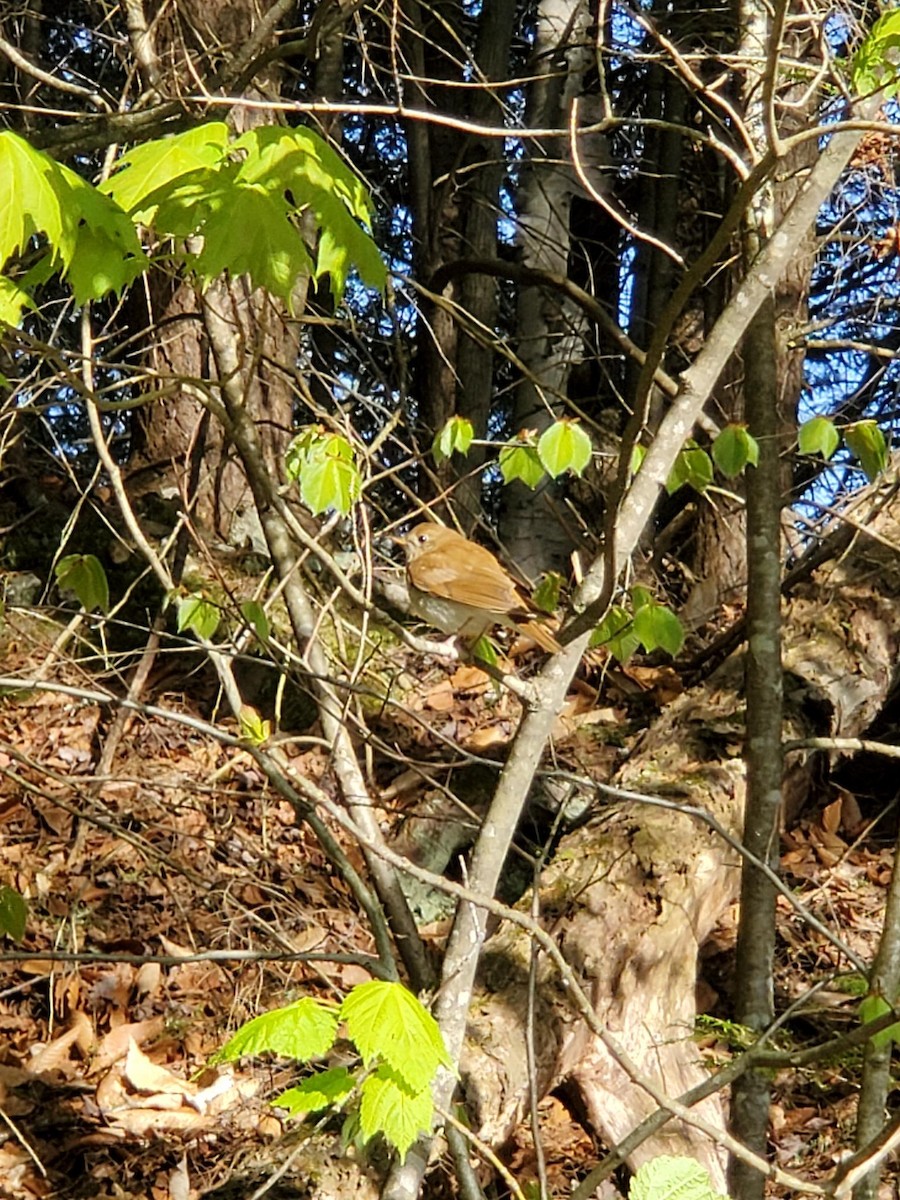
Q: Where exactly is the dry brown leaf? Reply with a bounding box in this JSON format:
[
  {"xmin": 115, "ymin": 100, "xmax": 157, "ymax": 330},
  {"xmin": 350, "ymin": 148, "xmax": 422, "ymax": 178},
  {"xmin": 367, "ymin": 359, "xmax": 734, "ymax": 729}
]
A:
[
  {"xmin": 423, "ymin": 680, "xmax": 455, "ymax": 712},
  {"xmin": 449, "ymin": 664, "xmax": 490, "ymax": 691},
  {"xmin": 107, "ymin": 1108, "xmax": 208, "ymax": 1137},
  {"xmin": 124, "ymin": 1039, "xmax": 193, "ymax": 1096},
  {"xmin": 822, "ymin": 798, "xmax": 842, "ymax": 835},
  {"xmin": 27, "ymin": 1022, "xmax": 84, "ymax": 1077},
  {"xmin": 463, "ymin": 724, "xmax": 510, "ymax": 752},
  {"xmin": 135, "ymin": 962, "xmax": 162, "ymax": 999},
  {"xmin": 168, "ymin": 1154, "xmax": 191, "ymax": 1200},
  {"xmin": 91, "ymin": 1017, "xmax": 165, "ymax": 1075}
]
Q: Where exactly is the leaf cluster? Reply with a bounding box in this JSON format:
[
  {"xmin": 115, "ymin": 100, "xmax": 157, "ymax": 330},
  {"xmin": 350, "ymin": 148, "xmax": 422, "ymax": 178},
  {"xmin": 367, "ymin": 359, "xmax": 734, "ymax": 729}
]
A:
[{"xmin": 213, "ymin": 980, "xmax": 452, "ymax": 1159}]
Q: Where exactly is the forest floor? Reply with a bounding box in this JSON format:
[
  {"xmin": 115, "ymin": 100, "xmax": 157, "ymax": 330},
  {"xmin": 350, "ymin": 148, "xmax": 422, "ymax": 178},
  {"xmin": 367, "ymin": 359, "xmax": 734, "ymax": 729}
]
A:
[{"xmin": 0, "ymin": 608, "xmax": 894, "ymax": 1200}]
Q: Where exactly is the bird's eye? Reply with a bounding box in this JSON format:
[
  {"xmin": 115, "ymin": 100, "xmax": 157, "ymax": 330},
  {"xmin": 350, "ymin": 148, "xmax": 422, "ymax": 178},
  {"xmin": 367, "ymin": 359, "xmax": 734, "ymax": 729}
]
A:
[{"xmin": 416, "ymin": 532, "xmax": 429, "ymax": 544}]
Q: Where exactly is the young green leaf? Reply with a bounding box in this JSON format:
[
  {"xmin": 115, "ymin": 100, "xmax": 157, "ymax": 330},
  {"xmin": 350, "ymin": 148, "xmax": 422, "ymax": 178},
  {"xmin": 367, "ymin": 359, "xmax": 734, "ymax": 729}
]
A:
[
  {"xmin": 498, "ymin": 438, "xmax": 545, "ymax": 489},
  {"xmin": 711, "ymin": 424, "xmax": 759, "ymax": 478},
  {"xmin": 273, "ymin": 1067, "xmax": 355, "ymax": 1116},
  {"xmin": 859, "ymin": 993, "xmax": 900, "ymax": 1049},
  {"xmin": 432, "ymin": 416, "xmax": 474, "ymax": 465},
  {"xmin": 629, "ymin": 1155, "xmax": 727, "ymax": 1200},
  {"xmin": 537, "ymin": 420, "xmax": 592, "ymax": 478},
  {"xmin": 630, "ymin": 442, "xmax": 647, "ymax": 477},
  {"xmin": 212, "ymin": 997, "xmax": 339, "ymax": 1065},
  {"xmin": 285, "ymin": 430, "xmax": 362, "ymax": 515},
  {"xmin": 239, "ymin": 705, "xmax": 271, "ymax": 746},
  {"xmin": 472, "ymin": 636, "xmax": 500, "ymax": 667},
  {"xmin": 590, "ymin": 605, "xmax": 640, "ymax": 664},
  {"xmin": 240, "ymin": 600, "xmax": 270, "ymax": 642},
  {"xmin": 0, "ymin": 276, "xmax": 36, "ymax": 326},
  {"xmin": 359, "ymin": 1065, "xmax": 432, "ymax": 1159},
  {"xmin": 665, "ymin": 443, "xmax": 713, "ymax": 495},
  {"xmin": 299, "ymin": 452, "xmax": 362, "ymax": 515},
  {"xmin": 633, "ymin": 603, "xmax": 685, "ymax": 657},
  {"xmin": 176, "ymin": 595, "xmax": 221, "ymax": 641},
  {"xmin": 798, "ymin": 416, "xmax": 839, "ymax": 460},
  {"xmin": 0, "ymin": 885, "xmax": 27, "ymax": 942},
  {"xmin": 532, "ymin": 571, "xmax": 564, "ymax": 615},
  {"xmin": 340, "ymin": 980, "xmax": 451, "ymax": 1095},
  {"xmin": 55, "ymin": 554, "xmax": 110, "ymax": 613},
  {"xmin": 852, "ymin": 12, "xmax": 900, "ymax": 98},
  {"xmin": 102, "ymin": 123, "xmax": 230, "ymax": 215},
  {"xmin": 844, "ymin": 420, "xmax": 888, "ymax": 482}
]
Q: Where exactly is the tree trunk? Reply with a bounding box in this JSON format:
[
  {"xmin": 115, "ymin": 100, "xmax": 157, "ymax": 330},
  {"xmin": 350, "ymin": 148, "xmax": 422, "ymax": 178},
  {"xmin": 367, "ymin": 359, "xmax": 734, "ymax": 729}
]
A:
[{"xmin": 122, "ymin": 0, "xmax": 302, "ymax": 547}]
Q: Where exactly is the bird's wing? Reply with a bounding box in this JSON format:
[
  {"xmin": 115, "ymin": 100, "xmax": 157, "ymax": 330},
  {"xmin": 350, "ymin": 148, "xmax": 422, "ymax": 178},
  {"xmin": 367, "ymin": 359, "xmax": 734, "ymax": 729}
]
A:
[{"xmin": 408, "ymin": 555, "xmax": 522, "ymax": 613}]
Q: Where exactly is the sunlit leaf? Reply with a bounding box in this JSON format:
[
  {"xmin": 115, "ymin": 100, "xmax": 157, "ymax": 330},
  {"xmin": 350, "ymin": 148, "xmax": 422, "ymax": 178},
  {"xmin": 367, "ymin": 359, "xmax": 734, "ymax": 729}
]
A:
[
  {"xmin": 273, "ymin": 1068, "xmax": 355, "ymax": 1116},
  {"xmin": 590, "ymin": 605, "xmax": 640, "ymax": 664},
  {"xmin": 176, "ymin": 594, "xmax": 220, "ymax": 641},
  {"xmin": 537, "ymin": 420, "xmax": 592, "ymax": 478},
  {"xmin": 55, "ymin": 554, "xmax": 109, "ymax": 613},
  {"xmin": 859, "ymin": 993, "xmax": 900, "ymax": 1049},
  {"xmin": 798, "ymin": 416, "xmax": 839, "ymax": 460},
  {"xmin": 341, "ymin": 980, "xmax": 451, "ymax": 1095},
  {"xmin": 711, "ymin": 424, "xmax": 759, "ymax": 478},
  {"xmin": 432, "ymin": 416, "xmax": 474, "ymax": 465},
  {"xmin": 844, "ymin": 420, "xmax": 888, "ymax": 482},
  {"xmin": 633, "ymin": 602, "xmax": 685, "ymax": 657},
  {"xmin": 359, "ymin": 1066, "xmax": 432, "ymax": 1159},
  {"xmin": 665, "ymin": 442, "xmax": 713, "ymax": 495},
  {"xmin": 213, "ymin": 997, "xmax": 339, "ymax": 1064},
  {"xmin": 498, "ymin": 438, "xmax": 545, "ymax": 489},
  {"xmin": 239, "ymin": 705, "xmax": 271, "ymax": 746},
  {"xmin": 629, "ymin": 1155, "xmax": 727, "ymax": 1200}
]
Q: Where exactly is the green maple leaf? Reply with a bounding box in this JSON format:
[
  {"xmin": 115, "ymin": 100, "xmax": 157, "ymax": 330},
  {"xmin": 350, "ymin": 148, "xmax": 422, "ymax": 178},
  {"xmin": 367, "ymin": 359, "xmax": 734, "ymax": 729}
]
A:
[
  {"xmin": 102, "ymin": 122, "xmax": 229, "ymax": 215},
  {"xmin": 193, "ymin": 185, "xmax": 313, "ymax": 304}
]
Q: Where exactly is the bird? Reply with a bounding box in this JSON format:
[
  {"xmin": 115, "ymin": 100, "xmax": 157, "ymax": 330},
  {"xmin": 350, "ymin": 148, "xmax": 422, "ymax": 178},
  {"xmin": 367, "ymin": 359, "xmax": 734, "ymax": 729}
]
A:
[{"xmin": 396, "ymin": 523, "xmax": 561, "ymax": 653}]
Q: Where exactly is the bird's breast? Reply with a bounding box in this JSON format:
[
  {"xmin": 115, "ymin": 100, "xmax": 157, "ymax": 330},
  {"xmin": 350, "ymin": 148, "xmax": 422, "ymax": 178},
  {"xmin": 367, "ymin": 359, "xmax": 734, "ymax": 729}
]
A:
[{"xmin": 406, "ymin": 587, "xmax": 494, "ymax": 639}]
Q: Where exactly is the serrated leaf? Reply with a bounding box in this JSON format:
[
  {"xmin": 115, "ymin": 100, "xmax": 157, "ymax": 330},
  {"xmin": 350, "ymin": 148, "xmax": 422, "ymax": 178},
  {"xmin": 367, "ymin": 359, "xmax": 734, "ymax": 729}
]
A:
[
  {"xmin": 629, "ymin": 1155, "xmax": 725, "ymax": 1200},
  {"xmin": 0, "ymin": 276, "xmax": 35, "ymax": 326},
  {"xmin": 340, "ymin": 980, "xmax": 451, "ymax": 1095},
  {"xmin": 102, "ymin": 122, "xmax": 230, "ymax": 214},
  {"xmin": 711, "ymin": 424, "xmax": 759, "ymax": 478},
  {"xmin": 537, "ymin": 420, "xmax": 592, "ymax": 478},
  {"xmin": 0, "ymin": 131, "xmax": 68, "ymax": 264},
  {"xmin": 498, "ymin": 441, "xmax": 545, "ymax": 489},
  {"xmin": 55, "ymin": 554, "xmax": 109, "ymax": 613},
  {"xmin": 798, "ymin": 416, "xmax": 839, "ymax": 460},
  {"xmin": 359, "ymin": 1066, "xmax": 432, "ymax": 1158},
  {"xmin": 859, "ymin": 993, "xmax": 900, "ymax": 1048},
  {"xmin": 0, "ymin": 885, "xmax": 27, "ymax": 942},
  {"xmin": 212, "ymin": 997, "xmax": 338, "ymax": 1065},
  {"xmin": 194, "ymin": 184, "xmax": 314, "ymax": 306},
  {"xmin": 241, "ymin": 601, "xmax": 270, "ymax": 641},
  {"xmin": 590, "ymin": 605, "xmax": 640, "ymax": 663},
  {"xmin": 666, "ymin": 443, "xmax": 713, "ymax": 495},
  {"xmin": 845, "ymin": 420, "xmax": 888, "ymax": 482},
  {"xmin": 432, "ymin": 416, "xmax": 474, "ymax": 465},
  {"xmin": 633, "ymin": 603, "xmax": 685, "ymax": 657},
  {"xmin": 273, "ymin": 1067, "xmax": 355, "ymax": 1116},
  {"xmin": 176, "ymin": 594, "xmax": 220, "ymax": 640}
]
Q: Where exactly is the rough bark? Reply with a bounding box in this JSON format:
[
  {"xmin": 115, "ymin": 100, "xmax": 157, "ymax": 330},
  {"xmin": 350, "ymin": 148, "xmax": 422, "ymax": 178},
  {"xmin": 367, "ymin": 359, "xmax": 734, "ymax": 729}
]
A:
[
  {"xmin": 122, "ymin": 0, "xmax": 303, "ymax": 546},
  {"xmin": 499, "ymin": 0, "xmax": 603, "ymax": 575}
]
